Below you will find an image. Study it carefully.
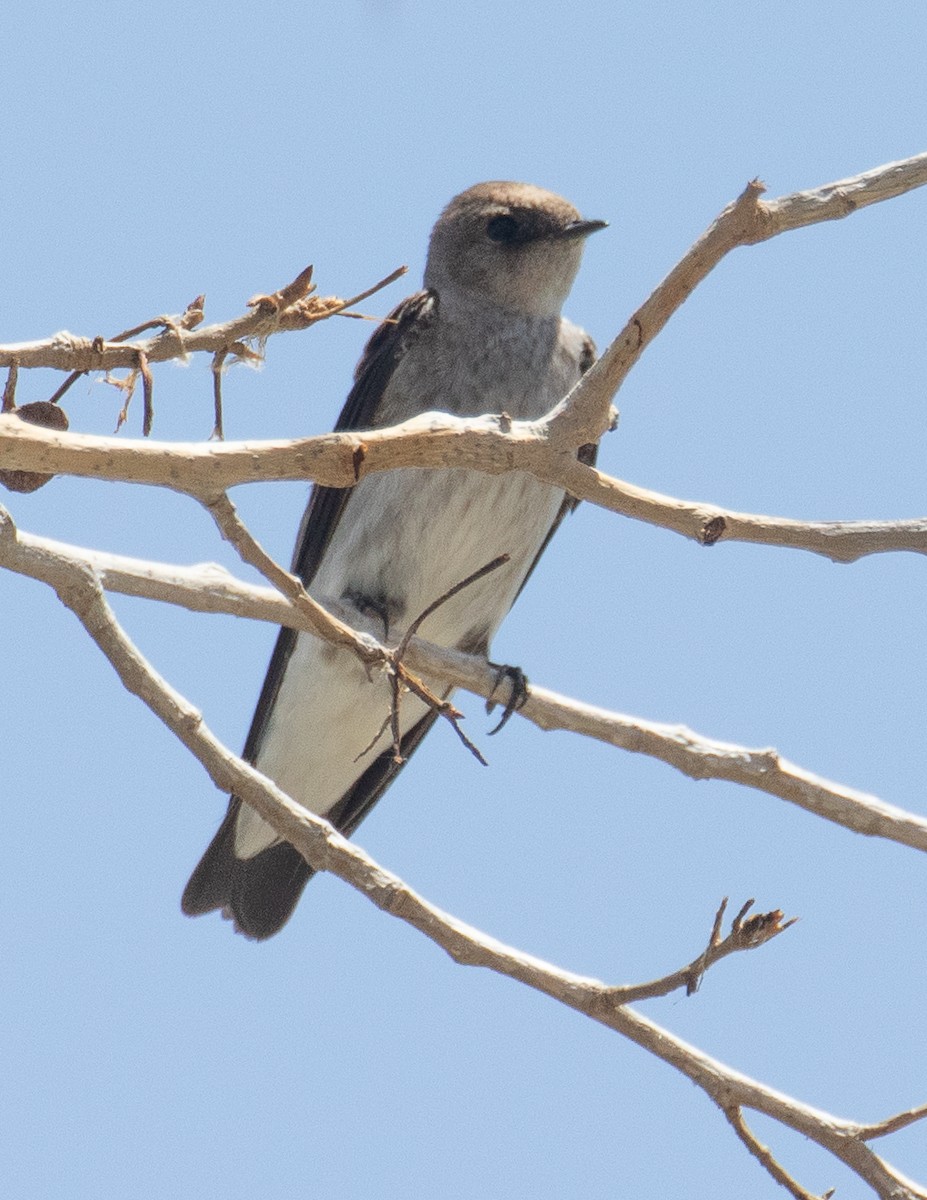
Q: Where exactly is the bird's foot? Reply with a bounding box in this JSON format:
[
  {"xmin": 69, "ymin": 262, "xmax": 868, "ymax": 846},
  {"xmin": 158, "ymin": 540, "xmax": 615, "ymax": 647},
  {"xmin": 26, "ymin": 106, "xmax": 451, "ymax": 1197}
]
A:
[{"xmin": 485, "ymin": 662, "xmax": 529, "ymax": 735}]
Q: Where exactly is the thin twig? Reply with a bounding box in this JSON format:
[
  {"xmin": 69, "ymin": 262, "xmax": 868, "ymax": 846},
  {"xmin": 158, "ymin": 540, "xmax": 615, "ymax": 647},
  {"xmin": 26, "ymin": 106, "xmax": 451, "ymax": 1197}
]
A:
[
  {"xmin": 137, "ymin": 349, "xmax": 154, "ymax": 437},
  {"xmin": 723, "ymin": 1106, "xmax": 832, "ymax": 1200},
  {"xmin": 348, "ymin": 558, "xmax": 513, "ymax": 768},
  {"xmin": 43, "ymin": 296, "xmax": 206, "ymax": 414},
  {"xmin": 110, "ymin": 368, "xmax": 138, "ymax": 432},
  {"xmin": 395, "ymin": 553, "xmax": 510, "ymax": 661},
  {"xmin": 45, "ymin": 368, "xmax": 85, "ymax": 406},
  {"xmin": 602, "ymin": 899, "xmax": 795, "ymax": 1004},
  {"xmin": 337, "ymin": 264, "xmax": 408, "ymax": 311},
  {"xmin": 400, "ymin": 669, "xmax": 487, "ymax": 766},
  {"xmin": 211, "ymin": 348, "xmax": 229, "ymax": 440},
  {"xmin": 109, "ymin": 295, "xmax": 205, "ymax": 343},
  {"xmin": 856, "ymin": 1103, "xmax": 927, "ymax": 1141},
  {"xmin": 386, "ymin": 555, "xmax": 511, "ymax": 765},
  {"xmin": 2, "ymin": 362, "xmax": 17, "ymax": 412},
  {"xmin": 200, "ymin": 490, "xmax": 382, "ymax": 664}
]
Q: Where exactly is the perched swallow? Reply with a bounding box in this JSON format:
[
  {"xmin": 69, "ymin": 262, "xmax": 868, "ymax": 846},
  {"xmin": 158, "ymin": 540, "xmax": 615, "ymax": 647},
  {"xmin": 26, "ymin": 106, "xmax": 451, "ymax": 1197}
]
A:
[{"xmin": 182, "ymin": 182, "xmax": 606, "ymax": 938}]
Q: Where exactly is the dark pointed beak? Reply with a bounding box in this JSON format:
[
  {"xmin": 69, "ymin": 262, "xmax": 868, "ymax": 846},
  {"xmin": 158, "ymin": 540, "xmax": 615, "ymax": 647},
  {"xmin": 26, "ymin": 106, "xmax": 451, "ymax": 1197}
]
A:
[{"xmin": 555, "ymin": 218, "xmax": 609, "ymax": 241}]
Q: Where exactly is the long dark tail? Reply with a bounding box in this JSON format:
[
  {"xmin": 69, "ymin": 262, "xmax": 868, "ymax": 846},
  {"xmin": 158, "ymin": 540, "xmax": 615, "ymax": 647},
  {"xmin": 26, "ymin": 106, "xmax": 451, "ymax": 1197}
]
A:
[
  {"xmin": 182, "ymin": 708, "xmax": 443, "ymax": 940},
  {"xmin": 181, "ymin": 797, "xmax": 313, "ymax": 941}
]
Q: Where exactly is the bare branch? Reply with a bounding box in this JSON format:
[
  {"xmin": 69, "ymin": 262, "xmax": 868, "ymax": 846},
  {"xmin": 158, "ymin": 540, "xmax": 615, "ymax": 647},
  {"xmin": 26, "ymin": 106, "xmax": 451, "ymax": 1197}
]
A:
[
  {"xmin": 2, "ymin": 155, "xmax": 926, "ymax": 565},
  {"xmin": 28, "ymin": 530, "xmax": 926, "ymax": 1200},
  {"xmin": 4, "ymin": 414, "xmax": 927, "ymax": 565},
  {"xmin": 0, "ymin": 409, "xmax": 536, "ymax": 490},
  {"xmin": 546, "ymin": 152, "xmax": 927, "ymax": 450},
  {"xmin": 723, "ymin": 1106, "xmax": 832, "ymax": 1200},
  {"xmin": 554, "ymin": 462, "xmax": 927, "ymax": 563},
  {"xmin": 0, "ymin": 264, "xmax": 407, "ymax": 374},
  {"xmin": 604, "ymin": 898, "xmax": 796, "ymax": 1004},
  {"xmin": 200, "ymin": 490, "xmax": 386, "ymax": 670},
  {"xmin": 2, "ymin": 518, "xmax": 926, "ymax": 861},
  {"xmin": 5, "ymin": 153, "xmax": 927, "ymax": 1198},
  {"xmin": 856, "ymin": 1103, "xmax": 927, "ymax": 1141},
  {"xmin": 519, "ymin": 688, "xmax": 927, "ymax": 854},
  {"xmin": 752, "ymin": 154, "xmax": 927, "ymax": 236}
]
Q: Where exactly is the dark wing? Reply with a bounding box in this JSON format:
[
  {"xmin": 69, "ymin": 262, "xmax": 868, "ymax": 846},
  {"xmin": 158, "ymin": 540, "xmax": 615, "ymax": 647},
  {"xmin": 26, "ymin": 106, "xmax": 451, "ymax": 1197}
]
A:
[
  {"xmin": 241, "ymin": 289, "xmax": 438, "ymax": 763},
  {"xmin": 181, "ymin": 291, "xmax": 439, "ymax": 938}
]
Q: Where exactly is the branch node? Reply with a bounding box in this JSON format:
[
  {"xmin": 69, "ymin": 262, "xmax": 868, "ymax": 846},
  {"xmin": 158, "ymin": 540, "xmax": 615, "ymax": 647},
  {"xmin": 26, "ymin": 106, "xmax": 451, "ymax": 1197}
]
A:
[
  {"xmin": 699, "ymin": 514, "xmax": 727, "ymax": 545},
  {"xmin": 248, "ymin": 264, "xmax": 315, "ymax": 315}
]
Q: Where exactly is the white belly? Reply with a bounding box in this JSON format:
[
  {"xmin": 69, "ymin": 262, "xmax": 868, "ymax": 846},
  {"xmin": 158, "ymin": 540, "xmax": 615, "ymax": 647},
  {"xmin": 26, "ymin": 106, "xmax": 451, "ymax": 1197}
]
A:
[{"xmin": 233, "ymin": 465, "xmax": 563, "ymax": 858}]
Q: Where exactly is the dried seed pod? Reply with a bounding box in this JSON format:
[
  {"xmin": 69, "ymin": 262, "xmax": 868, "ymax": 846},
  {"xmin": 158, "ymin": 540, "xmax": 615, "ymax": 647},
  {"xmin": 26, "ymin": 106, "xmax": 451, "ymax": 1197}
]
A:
[{"xmin": 0, "ymin": 402, "xmax": 70, "ymax": 493}]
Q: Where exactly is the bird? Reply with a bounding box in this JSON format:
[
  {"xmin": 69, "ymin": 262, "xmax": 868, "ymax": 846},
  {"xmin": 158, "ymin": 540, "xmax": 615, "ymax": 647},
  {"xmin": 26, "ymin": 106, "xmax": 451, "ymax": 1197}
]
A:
[{"xmin": 181, "ymin": 181, "xmax": 606, "ymax": 939}]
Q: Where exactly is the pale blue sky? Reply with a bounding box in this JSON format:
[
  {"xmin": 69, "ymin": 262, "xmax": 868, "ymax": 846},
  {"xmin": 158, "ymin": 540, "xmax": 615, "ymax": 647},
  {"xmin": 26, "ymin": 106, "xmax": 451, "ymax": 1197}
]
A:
[{"xmin": 3, "ymin": 4, "xmax": 926, "ymax": 1198}]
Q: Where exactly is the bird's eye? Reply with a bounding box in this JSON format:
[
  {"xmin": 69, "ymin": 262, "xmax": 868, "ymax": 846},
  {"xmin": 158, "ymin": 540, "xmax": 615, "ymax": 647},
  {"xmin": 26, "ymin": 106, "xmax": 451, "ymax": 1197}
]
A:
[{"xmin": 486, "ymin": 214, "xmax": 520, "ymax": 243}]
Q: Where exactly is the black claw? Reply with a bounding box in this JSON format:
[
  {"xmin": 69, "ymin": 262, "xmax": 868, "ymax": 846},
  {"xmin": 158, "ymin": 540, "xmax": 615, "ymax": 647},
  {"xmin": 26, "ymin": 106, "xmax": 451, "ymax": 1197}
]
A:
[{"xmin": 485, "ymin": 663, "xmax": 529, "ymax": 735}]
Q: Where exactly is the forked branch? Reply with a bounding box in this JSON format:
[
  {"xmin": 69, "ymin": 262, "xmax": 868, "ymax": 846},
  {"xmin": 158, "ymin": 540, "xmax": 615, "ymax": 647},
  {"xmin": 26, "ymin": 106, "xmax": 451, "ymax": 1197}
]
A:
[
  {"xmin": 3, "ymin": 515, "xmax": 926, "ymax": 859},
  {"xmin": 3, "ymin": 152, "xmax": 927, "ymax": 1198},
  {"xmin": 32, "ymin": 539, "xmax": 927, "ymax": 1200}
]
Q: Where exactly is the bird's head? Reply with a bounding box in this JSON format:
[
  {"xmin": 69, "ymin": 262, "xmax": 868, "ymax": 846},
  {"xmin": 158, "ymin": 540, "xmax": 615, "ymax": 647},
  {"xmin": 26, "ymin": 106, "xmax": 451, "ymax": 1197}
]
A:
[{"xmin": 424, "ymin": 181, "xmax": 606, "ymax": 318}]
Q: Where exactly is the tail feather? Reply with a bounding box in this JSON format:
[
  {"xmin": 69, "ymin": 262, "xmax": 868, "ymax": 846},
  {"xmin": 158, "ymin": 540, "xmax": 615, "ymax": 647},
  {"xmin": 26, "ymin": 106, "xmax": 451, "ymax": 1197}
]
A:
[
  {"xmin": 182, "ymin": 708, "xmax": 442, "ymax": 940},
  {"xmin": 181, "ymin": 797, "xmax": 313, "ymax": 940}
]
